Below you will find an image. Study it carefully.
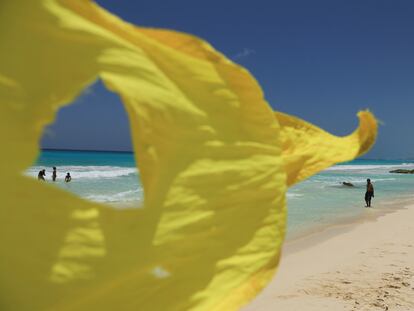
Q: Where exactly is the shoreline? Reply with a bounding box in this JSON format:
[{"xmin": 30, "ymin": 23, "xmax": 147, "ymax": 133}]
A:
[
  {"xmin": 285, "ymin": 193, "xmax": 414, "ymax": 244},
  {"xmin": 243, "ymin": 199, "xmax": 414, "ymax": 311}
]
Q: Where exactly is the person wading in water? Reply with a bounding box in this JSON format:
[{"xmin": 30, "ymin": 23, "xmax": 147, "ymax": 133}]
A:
[
  {"xmin": 52, "ymin": 167, "xmax": 57, "ymax": 182},
  {"xmin": 38, "ymin": 169, "xmax": 46, "ymax": 181},
  {"xmin": 65, "ymin": 172, "xmax": 72, "ymax": 183},
  {"xmin": 365, "ymin": 178, "xmax": 374, "ymax": 207}
]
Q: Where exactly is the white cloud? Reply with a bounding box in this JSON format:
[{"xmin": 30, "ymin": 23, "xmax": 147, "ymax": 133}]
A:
[{"xmin": 233, "ymin": 48, "xmax": 256, "ymax": 60}]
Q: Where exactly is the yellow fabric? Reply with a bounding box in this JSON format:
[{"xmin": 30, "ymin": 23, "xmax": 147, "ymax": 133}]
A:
[
  {"xmin": 0, "ymin": 1, "xmax": 377, "ymax": 311},
  {"xmin": 277, "ymin": 111, "xmax": 378, "ymax": 186}
]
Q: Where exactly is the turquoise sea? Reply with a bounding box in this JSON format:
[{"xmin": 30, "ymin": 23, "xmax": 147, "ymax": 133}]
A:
[{"xmin": 29, "ymin": 150, "xmax": 414, "ymax": 238}]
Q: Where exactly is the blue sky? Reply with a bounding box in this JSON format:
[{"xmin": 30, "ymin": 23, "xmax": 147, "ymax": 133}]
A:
[{"xmin": 42, "ymin": 0, "xmax": 414, "ymax": 159}]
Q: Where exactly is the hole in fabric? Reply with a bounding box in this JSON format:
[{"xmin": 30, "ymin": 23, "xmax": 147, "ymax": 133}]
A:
[{"xmin": 26, "ymin": 80, "xmax": 143, "ymax": 207}]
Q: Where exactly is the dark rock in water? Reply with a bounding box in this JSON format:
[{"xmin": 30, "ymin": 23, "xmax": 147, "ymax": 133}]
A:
[
  {"xmin": 342, "ymin": 182, "xmax": 354, "ymax": 187},
  {"xmin": 389, "ymin": 169, "xmax": 414, "ymax": 174}
]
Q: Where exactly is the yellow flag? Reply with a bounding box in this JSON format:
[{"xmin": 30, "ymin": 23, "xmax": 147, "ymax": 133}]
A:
[{"xmin": 0, "ymin": 1, "xmax": 377, "ymax": 310}]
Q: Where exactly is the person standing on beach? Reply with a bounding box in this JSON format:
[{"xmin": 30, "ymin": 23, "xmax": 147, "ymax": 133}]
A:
[
  {"xmin": 65, "ymin": 172, "xmax": 72, "ymax": 183},
  {"xmin": 52, "ymin": 167, "xmax": 57, "ymax": 182},
  {"xmin": 38, "ymin": 169, "xmax": 46, "ymax": 181},
  {"xmin": 365, "ymin": 178, "xmax": 374, "ymax": 207}
]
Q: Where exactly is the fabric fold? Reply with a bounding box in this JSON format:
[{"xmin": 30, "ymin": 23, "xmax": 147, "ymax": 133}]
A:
[{"xmin": 276, "ymin": 110, "xmax": 378, "ymax": 186}]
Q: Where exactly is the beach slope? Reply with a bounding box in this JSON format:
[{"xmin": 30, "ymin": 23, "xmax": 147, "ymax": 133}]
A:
[{"xmin": 243, "ymin": 204, "xmax": 414, "ymax": 311}]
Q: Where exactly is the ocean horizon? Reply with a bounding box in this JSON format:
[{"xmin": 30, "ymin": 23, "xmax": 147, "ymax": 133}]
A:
[{"xmin": 28, "ymin": 149, "xmax": 414, "ymax": 238}]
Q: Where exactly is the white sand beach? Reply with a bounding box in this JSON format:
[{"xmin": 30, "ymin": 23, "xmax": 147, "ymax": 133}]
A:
[{"xmin": 244, "ymin": 202, "xmax": 414, "ymax": 311}]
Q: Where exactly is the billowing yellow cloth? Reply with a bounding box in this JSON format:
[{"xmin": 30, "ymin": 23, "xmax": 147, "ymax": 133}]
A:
[
  {"xmin": 0, "ymin": 1, "xmax": 377, "ymax": 311},
  {"xmin": 277, "ymin": 111, "xmax": 377, "ymax": 186}
]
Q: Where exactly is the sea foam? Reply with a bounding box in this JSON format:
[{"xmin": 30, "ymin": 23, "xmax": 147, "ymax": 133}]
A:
[
  {"xmin": 327, "ymin": 163, "xmax": 414, "ymax": 171},
  {"xmin": 26, "ymin": 165, "xmax": 138, "ymax": 180},
  {"xmin": 86, "ymin": 188, "xmax": 143, "ymax": 203}
]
